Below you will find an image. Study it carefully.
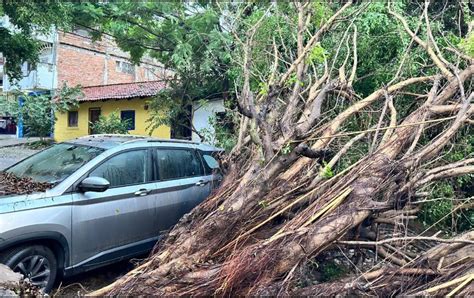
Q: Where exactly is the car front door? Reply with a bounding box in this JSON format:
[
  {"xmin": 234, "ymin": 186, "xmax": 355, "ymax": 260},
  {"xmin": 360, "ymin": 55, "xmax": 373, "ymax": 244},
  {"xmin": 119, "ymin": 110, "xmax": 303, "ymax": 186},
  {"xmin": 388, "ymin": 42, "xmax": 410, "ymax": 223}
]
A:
[
  {"xmin": 153, "ymin": 147, "xmax": 211, "ymax": 231},
  {"xmin": 71, "ymin": 149, "xmax": 159, "ymax": 267}
]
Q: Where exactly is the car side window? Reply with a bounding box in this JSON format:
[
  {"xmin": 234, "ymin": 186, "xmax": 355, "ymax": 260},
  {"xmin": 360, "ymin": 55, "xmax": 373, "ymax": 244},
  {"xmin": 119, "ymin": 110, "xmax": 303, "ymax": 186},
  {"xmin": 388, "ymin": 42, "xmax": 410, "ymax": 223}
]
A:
[
  {"xmin": 89, "ymin": 150, "xmax": 148, "ymax": 188},
  {"xmin": 156, "ymin": 149, "xmax": 203, "ymax": 180},
  {"xmin": 200, "ymin": 152, "xmax": 220, "ymax": 175}
]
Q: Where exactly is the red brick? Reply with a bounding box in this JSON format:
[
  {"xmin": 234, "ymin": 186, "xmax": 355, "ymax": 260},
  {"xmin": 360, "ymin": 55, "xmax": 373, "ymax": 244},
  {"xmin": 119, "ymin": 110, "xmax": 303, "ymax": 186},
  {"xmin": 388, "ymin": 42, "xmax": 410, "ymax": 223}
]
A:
[{"xmin": 57, "ymin": 31, "xmax": 162, "ymax": 87}]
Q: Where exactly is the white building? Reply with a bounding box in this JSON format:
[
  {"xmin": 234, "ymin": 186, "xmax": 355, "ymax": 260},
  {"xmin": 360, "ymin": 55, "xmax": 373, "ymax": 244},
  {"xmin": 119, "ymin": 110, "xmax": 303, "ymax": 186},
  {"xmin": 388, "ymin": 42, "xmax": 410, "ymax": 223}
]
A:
[
  {"xmin": 192, "ymin": 99, "xmax": 226, "ymax": 144},
  {"xmin": 1, "ymin": 17, "xmax": 58, "ymax": 93}
]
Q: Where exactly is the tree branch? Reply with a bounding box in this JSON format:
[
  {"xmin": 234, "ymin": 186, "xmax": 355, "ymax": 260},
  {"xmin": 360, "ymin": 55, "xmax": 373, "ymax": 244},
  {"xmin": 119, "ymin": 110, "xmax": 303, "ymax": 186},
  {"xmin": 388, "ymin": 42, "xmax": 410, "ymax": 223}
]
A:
[
  {"xmin": 338, "ymin": 236, "xmax": 474, "ymax": 246},
  {"xmin": 278, "ymin": 1, "xmax": 352, "ymax": 87},
  {"xmin": 294, "ymin": 144, "xmax": 332, "ymax": 160},
  {"xmin": 388, "ymin": 3, "xmax": 453, "ymax": 78},
  {"xmin": 415, "ymin": 158, "xmax": 474, "ymax": 188},
  {"xmin": 347, "ymin": 25, "xmax": 358, "ymax": 88},
  {"xmin": 295, "ymin": 81, "xmax": 334, "ymax": 136}
]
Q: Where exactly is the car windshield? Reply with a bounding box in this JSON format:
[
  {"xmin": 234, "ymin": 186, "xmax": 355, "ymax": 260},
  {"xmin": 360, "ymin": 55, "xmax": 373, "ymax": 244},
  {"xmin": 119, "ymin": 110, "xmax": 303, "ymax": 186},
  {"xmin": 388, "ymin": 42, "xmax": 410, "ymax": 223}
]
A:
[{"xmin": 6, "ymin": 143, "xmax": 104, "ymax": 184}]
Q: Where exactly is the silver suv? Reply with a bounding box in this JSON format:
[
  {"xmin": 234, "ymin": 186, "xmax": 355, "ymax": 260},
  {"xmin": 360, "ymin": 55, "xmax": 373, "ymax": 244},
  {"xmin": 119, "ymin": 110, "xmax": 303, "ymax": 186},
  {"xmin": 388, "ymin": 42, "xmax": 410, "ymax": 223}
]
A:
[{"xmin": 0, "ymin": 135, "xmax": 222, "ymax": 292}]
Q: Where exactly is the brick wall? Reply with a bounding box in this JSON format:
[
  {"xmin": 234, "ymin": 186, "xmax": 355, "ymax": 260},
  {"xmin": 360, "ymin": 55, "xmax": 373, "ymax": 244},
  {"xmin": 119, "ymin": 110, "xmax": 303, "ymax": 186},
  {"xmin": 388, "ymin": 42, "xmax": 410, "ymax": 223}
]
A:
[{"xmin": 57, "ymin": 31, "xmax": 163, "ymax": 87}]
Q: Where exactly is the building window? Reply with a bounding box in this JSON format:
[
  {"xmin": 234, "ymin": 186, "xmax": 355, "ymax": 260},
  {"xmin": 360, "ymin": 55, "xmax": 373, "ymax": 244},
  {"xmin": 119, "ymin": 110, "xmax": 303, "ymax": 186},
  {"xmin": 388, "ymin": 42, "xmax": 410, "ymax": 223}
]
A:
[
  {"xmin": 68, "ymin": 111, "xmax": 78, "ymax": 127},
  {"xmin": 121, "ymin": 110, "xmax": 135, "ymax": 130},
  {"xmin": 145, "ymin": 67, "xmax": 158, "ymax": 80},
  {"xmin": 116, "ymin": 61, "xmax": 135, "ymax": 75},
  {"xmin": 38, "ymin": 43, "xmax": 54, "ymax": 64}
]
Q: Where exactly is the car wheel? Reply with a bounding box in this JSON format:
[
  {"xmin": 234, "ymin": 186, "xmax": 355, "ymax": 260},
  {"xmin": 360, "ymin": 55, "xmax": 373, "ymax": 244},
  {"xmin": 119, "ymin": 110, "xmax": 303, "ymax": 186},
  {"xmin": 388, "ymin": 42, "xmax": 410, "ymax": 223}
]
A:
[{"xmin": 0, "ymin": 245, "xmax": 58, "ymax": 293}]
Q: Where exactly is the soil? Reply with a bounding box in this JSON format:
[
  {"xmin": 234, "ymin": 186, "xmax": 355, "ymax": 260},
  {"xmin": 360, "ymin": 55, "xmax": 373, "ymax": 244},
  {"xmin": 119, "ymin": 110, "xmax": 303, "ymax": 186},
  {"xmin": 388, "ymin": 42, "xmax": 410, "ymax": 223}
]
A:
[{"xmin": 52, "ymin": 257, "xmax": 145, "ymax": 296}]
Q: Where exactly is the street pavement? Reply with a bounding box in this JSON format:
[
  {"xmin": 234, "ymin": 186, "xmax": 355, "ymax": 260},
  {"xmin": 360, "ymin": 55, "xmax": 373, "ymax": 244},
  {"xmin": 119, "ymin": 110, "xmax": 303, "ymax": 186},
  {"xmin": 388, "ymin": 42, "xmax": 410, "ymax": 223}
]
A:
[
  {"xmin": 0, "ymin": 146, "xmax": 39, "ymax": 170},
  {"xmin": 0, "ymin": 136, "xmax": 45, "ymax": 170}
]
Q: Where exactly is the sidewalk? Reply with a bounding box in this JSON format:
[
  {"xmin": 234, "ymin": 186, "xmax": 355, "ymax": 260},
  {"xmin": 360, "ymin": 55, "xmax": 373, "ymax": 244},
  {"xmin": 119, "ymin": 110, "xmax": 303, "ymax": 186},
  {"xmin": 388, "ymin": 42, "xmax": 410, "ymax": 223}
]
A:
[
  {"xmin": 0, "ymin": 136, "xmax": 47, "ymax": 148},
  {"xmin": 0, "ymin": 145, "xmax": 40, "ymax": 170}
]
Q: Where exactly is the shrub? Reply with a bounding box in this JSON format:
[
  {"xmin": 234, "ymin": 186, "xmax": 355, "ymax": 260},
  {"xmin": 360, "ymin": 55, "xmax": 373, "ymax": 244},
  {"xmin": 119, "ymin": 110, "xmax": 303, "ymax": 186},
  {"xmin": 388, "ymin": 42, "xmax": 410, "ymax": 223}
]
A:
[
  {"xmin": 0, "ymin": 84, "xmax": 82, "ymax": 139},
  {"xmin": 90, "ymin": 111, "xmax": 131, "ymax": 134}
]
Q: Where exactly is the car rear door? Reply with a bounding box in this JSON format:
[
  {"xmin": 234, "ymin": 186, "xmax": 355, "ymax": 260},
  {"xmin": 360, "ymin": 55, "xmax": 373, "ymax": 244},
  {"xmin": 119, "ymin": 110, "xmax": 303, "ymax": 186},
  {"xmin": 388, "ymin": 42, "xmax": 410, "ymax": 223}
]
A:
[
  {"xmin": 153, "ymin": 147, "xmax": 210, "ymax": 231},
  {"xmin": 70, "ymin": 148, "xmax": 159, "ymax": 267},
  {"xmin": 198, "ymin": 150, "xmax": 224, "ymax": 190}
]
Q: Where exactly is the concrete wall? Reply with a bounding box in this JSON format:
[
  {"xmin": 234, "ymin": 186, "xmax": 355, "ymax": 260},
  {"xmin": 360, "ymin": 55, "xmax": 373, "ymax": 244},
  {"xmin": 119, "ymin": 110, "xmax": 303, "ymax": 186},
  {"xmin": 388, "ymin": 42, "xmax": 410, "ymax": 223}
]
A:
[
  {"xmin": 192, "ymin": 99, "xmax": 225, "ymax": 144},
  {"xmin": 54, "ymin": 97, "xmax": 170, "ymax": 142}
]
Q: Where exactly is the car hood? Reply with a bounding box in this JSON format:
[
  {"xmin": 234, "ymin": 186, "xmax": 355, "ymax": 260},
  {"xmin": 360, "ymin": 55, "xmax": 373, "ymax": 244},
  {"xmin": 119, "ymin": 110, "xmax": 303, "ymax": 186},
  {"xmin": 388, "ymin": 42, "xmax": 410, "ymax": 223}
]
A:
[{"xmin": 0, "ymin": 190, "xmax": 71, "ymax": 214}]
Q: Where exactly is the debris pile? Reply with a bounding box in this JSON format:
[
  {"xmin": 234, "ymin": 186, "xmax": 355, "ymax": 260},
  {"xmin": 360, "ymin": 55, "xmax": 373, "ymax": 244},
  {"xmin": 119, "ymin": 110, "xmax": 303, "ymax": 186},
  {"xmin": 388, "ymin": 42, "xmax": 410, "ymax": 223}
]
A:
[
  {"xmin": 0, "ymin": 172, "xmax": 52, "ymax": 196},
  {"xmin": 0, "ymin": 264, "xmax": 41, "ymax": 296}
]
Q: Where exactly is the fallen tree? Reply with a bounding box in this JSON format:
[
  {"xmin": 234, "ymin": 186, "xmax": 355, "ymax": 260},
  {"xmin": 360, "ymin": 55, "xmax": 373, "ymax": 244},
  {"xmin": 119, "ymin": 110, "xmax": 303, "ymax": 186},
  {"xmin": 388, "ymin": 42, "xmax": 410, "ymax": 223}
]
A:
[{"xmin": 91, "ymin": 1, "xmax": 473, "ymax": 296}]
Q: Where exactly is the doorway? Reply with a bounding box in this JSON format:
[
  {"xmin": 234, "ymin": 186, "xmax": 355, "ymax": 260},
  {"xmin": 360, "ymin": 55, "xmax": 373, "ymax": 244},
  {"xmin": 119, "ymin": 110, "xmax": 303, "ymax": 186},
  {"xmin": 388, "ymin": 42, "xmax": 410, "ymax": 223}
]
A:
[
  {"xmin": 0, "ymin": 117, "xmax": 16, "ymax": 135},
  {"xmin": 89, "ymin": 108, "xmax": 101, "ymax": 135}
]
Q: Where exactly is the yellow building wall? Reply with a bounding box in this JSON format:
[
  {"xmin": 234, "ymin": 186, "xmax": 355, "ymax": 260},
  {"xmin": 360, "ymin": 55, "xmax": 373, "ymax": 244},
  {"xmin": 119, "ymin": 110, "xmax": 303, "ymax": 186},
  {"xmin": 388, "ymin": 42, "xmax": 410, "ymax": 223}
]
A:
[{"xmin": 54, "ymin": 97, "xmax": 170, "ymax": 142}]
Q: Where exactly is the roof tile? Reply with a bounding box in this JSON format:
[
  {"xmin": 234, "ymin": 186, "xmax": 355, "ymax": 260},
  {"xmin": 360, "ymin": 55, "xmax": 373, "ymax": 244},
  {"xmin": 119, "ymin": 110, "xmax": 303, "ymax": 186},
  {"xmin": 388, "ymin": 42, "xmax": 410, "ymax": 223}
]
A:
[{"xmin": 79, "ymin": 81, "xmax": 166, "ymax": 102}]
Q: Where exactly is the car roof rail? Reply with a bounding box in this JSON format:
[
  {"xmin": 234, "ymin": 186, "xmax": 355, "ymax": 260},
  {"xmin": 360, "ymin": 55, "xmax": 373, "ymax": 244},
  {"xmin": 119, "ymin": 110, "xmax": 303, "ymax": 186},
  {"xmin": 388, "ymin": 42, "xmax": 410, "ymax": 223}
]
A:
[
  {"xmin": 75, "ymin": 134, "xmax": 206, "ymax": 146},
  {"xmin": 146, "ymin": 138, "xmax": 200, "ymax": 145},
  {"xmin": 77, "ymin": 134, "xmax": 149, "ymax": 139}
]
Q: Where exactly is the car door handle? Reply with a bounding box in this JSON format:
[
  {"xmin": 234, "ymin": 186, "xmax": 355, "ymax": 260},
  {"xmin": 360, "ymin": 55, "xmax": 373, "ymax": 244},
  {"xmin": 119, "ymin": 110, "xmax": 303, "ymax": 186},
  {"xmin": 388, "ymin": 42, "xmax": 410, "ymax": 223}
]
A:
[
  {"xmin": 195, "ymin": 180, "xmax": 207, "ymax": 187},
  {"xmin": 134, "ymin": 189, "xmax": 150, "ymax": 196}
]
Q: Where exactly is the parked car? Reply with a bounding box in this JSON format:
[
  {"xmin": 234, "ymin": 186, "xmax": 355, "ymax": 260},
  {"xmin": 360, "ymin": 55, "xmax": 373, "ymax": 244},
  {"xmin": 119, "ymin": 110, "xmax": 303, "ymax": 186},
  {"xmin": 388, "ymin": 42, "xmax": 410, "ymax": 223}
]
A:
[{"xmin": 0, "ymin": 135, "xmax": 222, "ymax": 292}]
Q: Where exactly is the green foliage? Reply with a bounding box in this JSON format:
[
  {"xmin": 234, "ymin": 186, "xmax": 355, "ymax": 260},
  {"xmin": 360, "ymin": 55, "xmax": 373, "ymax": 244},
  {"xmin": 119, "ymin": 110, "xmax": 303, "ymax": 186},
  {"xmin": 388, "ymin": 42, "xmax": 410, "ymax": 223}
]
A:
[
  {"xmin": 285, "ymin": 74, "xmax": 304, "ymax": 88},
  {"xmin": 420, "ymin": 198, "xmax": 453, "ymax": 228},
  {"xmin": 311, "ymin": 2, "xmax": 332, "ymax": 25},
  {"xmin": 0, "ymin": 1, "xmax": 74, "ymax": 81},
  {"xmin": 22, "ymin": 95, "xmax": 57, "ymax": 138},
  {"xmin": 420, "ymin": 178, "xmax": 472, "ymax": 232},
  {"xmin": 349, "ymin": 2, "xmax": 409, "ymax": 96},
  {"xmin": 459, "ymin": 32, "xmax": 474, "ymax": 57},
  {"xmin": 90, "ymin": 111, "xmax": 131, "ymax": 135},
  {"xmin": 281, "ymin": 143, "xmax": 292, "ymax": 155},
  {"xmin": 0, "ymin": 29, "xmax": 40, "ymax": 82},
  {"xmin": 25, "ymin": 139, "xmax": 55, "ymax": 150},
  {"xmin": 307, "ymin": 43, "xmax": 327, "ymax": 64},
  {"xmin": 258, "ymin": 82, "xmax": 269, "ymax": 96},
  {"xmin": 320, "ymin": 261, "xmax": 346, "ymax": 282},
  {"xmin": 417, "ymin": 126, "xmax": 474, "ymax": 234},
  {"xmin": 419, "ymin": 189, "xmax": 473, "ymax": 235},
  {"xmin": 146, "ymin": 91, "xmax": 184, "ymax": 135},
  {"xmin": 199, "ymin": 114, "xmax": 237, "ymax": 152},
  {"xmin": 1, "ymin": 84, "xmax": 82, "ymax": 138},
  {"xmin": 320, "ymin": 162, "xmax": 334, "ymax": 179},
  {"xmin": 72, "ymin": 2, "xmax": 232, "ymax": 137}
]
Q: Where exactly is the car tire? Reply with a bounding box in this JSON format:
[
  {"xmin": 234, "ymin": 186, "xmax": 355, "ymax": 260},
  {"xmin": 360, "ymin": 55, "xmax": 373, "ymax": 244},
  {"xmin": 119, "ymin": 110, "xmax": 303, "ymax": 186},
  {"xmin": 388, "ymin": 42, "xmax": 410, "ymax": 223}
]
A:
[{"xmin": 0, "ymin": 245, "xmax": 58, "ymax": 293}]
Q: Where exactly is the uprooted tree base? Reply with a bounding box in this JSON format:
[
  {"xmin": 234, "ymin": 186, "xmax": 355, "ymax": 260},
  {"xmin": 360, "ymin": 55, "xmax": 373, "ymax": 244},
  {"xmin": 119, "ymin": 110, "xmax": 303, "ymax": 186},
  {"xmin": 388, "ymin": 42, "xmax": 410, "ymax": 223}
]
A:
[
  {"xmin": 91, "ymin": 1, "xmax": 473, "ymax": 296},
  {"xmin": 0, "ymin": 173, "xmax": 52, "ymax": 196},
  {"xmin": 0, "ymin": 264, "xmax": 41, "ymax": 296}
]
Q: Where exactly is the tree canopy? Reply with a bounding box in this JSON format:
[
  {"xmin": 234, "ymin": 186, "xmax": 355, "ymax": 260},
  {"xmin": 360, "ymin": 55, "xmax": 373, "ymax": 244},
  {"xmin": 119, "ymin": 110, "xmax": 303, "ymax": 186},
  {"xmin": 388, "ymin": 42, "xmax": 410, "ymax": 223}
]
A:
[{"xmin": 0, "ymin": 1, "xmax": 75, "ymax": 81}]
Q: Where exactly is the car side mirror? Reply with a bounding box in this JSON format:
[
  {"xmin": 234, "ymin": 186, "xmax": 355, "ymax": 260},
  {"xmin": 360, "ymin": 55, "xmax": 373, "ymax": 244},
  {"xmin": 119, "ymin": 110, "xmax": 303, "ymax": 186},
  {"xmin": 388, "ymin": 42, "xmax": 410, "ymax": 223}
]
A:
[{"xmin": 79, "ymin": 177, "xmax": 110, "ymax": 193}]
